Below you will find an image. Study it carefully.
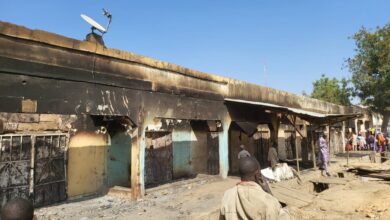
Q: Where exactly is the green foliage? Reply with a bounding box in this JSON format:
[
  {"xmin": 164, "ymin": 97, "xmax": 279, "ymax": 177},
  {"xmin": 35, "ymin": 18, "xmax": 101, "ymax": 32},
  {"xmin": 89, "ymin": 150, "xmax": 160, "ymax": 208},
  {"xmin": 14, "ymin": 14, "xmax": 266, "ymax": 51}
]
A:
[
  {"xmin": 347, "ymin": 23, "xmax": 390, "ymax": 114},
  {"xmin": 311, "ymin": 74, "xmax": 352, "ymax": 106}
]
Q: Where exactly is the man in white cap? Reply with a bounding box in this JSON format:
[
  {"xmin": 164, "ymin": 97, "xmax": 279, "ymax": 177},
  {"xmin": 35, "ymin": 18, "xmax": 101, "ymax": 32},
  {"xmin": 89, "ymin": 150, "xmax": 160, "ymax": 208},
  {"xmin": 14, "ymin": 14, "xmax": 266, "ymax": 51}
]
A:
[{"xmin": 238, "ymin": 144, "xmax": 251, "ymax": 159}]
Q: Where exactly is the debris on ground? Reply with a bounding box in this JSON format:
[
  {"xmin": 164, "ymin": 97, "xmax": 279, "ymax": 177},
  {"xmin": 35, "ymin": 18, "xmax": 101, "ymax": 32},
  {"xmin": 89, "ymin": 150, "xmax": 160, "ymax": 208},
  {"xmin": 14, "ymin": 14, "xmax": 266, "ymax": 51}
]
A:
[
  {"xmin": 347, "ymin": 160, "xmax": 390, "ymax": 180},
  {"xmin": 35, "ymin": 156, "xmax": 390, "ymax": 220}
]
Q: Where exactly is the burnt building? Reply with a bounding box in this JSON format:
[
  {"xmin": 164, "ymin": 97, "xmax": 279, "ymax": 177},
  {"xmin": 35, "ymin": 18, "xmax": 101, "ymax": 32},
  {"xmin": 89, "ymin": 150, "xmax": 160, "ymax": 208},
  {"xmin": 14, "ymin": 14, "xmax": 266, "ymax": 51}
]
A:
[{"xmin": 0, "ymin": 21, "xmax": 365, "ymax": 207}]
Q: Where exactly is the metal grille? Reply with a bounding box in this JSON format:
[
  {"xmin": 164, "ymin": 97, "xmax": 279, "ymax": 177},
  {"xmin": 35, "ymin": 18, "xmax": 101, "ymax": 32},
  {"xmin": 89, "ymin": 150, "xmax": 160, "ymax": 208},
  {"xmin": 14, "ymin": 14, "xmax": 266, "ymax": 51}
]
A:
[
  {"xmin": 285, "ymin": 131, "xmax": 296, "ymax": 159},
  {"xmin": 33, "ymin": 134, "xmax": 68, "ymax": 207},
  {"xmin": 207, "ymin": 132, "xmax": 219, "ymax": 175},
  {"xmin": 0, "ymin": 133, "xmax": 68, "ymax": 208},
  {"xmin": 254, "ymin": 131, "xmax": 270, "ymax": 168},
  {"xmin": 0, "ymin": 135, "xmax": 31, "ymax": 207}
]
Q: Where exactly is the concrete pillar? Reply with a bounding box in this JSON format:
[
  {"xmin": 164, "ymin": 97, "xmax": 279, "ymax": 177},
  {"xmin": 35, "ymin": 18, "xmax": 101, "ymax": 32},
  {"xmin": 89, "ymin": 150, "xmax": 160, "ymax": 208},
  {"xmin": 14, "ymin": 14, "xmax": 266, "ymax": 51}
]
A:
[
  {"xmin": 310, "ymin": 126, "xmax": 316, "ymax": 168},
  {"xmin": 131, "ymin": 126, "xmax": 142, "ymax": 200},
  {"xmin": 354, "ymin": 119, "xmax": 358, "ymax": 134},
  {"xmin": 130, "ymin": 113, "xmax": 151, "ymax": 200},
  {"xmin": 341, "ymin": 121, "xmax": 346, "ymax": 153},
  {"xmin": 218, "ymin": 114, "xmax": 231, "ymax": 178},
  {"xmin": 294, "ymin": 127, "xmax": 300, "ymax": 173},
  {"xmin": 327, "ymin": 125, "xmax": 332, "ymax": 156}
]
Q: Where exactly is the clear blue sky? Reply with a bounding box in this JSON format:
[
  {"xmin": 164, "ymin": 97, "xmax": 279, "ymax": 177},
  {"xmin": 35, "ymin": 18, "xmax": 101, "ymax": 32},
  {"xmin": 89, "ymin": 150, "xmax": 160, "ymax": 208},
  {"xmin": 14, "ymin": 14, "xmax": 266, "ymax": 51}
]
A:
[{"xmin": 1, "ymin": 1, "xmax": 389, "ymax": 96}]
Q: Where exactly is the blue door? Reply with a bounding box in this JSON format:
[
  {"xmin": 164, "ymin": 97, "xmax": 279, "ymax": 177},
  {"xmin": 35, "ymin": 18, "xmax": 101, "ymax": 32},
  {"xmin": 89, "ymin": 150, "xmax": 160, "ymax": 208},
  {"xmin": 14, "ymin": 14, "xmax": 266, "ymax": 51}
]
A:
[{"xmin": 172, "ymin": 129, "xmax": 192, "ymax": 178}]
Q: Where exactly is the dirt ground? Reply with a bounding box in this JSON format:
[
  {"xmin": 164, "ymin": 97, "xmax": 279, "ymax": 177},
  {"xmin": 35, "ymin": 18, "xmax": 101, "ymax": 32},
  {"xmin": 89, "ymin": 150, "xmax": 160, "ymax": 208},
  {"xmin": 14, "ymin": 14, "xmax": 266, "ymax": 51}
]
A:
[
  {"xmin": 35, "ymin": 155, "xmax": 390, "ymax": 220},
  {"xmin": 290, "ymin": 179, "xmax": 390, "ymax": 220},
  {"xmin": 35, "ymin": 175, "xmax": 238, "ymax": 220}
]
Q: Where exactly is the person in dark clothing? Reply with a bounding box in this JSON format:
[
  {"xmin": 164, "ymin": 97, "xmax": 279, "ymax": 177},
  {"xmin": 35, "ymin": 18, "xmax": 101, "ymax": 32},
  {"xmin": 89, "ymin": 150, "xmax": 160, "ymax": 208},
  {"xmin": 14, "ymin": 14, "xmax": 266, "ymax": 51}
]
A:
[{"xmin": 268, "ymin": 142, "xmax": 279, "ymax": 170}]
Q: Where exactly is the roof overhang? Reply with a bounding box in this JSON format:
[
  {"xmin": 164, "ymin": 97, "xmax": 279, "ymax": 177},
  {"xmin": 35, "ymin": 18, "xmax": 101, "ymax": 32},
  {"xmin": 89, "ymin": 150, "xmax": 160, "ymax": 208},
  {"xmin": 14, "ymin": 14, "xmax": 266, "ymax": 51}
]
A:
[{"xmin": 224, "ymin": 98, "xmax": 362, "ymax": 125}]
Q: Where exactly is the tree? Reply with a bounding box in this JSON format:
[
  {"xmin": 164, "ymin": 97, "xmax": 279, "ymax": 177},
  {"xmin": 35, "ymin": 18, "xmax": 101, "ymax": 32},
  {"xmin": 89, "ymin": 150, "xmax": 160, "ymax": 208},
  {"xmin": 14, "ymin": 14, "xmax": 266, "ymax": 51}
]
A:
[
  {"xmin": 347, "ymin": 24, "xmax": 390, "ymax": 132},
  {"xmin": 310, "ymin": 74, "xmax": 352, "ymax": 106}
]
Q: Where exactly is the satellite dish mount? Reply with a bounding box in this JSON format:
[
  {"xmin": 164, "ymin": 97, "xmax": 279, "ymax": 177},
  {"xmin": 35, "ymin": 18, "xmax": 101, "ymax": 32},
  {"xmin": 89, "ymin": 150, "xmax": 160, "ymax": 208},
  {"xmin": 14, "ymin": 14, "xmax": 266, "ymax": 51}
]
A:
[{"xmin": 81, "ymin": 9, "xmax": 112, "ymax": 45}]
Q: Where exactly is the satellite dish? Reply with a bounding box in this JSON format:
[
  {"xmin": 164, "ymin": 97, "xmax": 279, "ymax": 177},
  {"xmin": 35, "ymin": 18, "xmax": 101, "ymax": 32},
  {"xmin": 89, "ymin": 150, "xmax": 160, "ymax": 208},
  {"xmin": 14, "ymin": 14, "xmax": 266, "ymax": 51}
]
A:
[{"xmin": 81, "ymin": 14, "xmax": 107, "ymax": 33}]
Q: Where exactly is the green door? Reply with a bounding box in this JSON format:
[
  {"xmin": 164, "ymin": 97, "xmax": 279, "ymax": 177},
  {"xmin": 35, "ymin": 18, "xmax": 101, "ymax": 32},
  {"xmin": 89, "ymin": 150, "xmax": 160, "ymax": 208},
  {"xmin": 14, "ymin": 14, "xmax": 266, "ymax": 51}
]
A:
[
  {"xmin": 107, "ymin": 132, "xmax": 131, "ymax": 187},
  {"xmin": 172, "ymin": 129, "xmax": 192, "ymax": 178}
]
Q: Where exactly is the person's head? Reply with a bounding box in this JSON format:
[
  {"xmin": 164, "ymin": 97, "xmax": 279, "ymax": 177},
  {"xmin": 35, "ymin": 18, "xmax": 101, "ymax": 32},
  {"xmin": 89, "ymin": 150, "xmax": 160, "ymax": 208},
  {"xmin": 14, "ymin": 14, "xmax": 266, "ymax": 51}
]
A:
[
  {"xmin": 238, "ymin": 156, "xmax": 261, "ymax": 182},
  {"xmin": 323, "ymin": 134, "xmax": 327, "ymax": 139},
  {"xmin": 239, "ymin": 144, "xmax": 245, "ymax": 150},
  {"xmin": 272, "ymin": 142, "xmax": 278, "ymax": 149},
  {"xmin": 1, "ymin": 198, "xmax": 34, "ymax": 220}
]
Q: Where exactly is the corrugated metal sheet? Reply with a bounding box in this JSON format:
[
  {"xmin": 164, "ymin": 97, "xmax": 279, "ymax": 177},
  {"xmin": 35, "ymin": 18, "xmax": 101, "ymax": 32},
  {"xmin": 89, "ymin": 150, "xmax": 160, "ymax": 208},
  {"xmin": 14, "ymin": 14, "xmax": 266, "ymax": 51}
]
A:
[
  {"xmin": 225, "ymin": 98, "xmax": 326, "ymax": 117},
  {"xmin": 287, "ymin": 107, "xmax": 326, "ymax": 118},
  {"xmin": 225, "ymin": 98, "xmax": 361, "ymax": 124},
  {"xmin": 235, "ymin": 122, "xmax": 258, "ymax": 136}
]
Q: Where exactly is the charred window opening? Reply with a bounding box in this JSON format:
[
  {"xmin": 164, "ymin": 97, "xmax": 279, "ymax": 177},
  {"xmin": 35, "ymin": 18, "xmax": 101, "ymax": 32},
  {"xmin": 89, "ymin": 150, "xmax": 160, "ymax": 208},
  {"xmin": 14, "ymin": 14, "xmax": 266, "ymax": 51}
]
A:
[
  {"xmin": 190, "ymin": 120, "xmax": 220, "ymax": 175},
  {"xmin": 228, "ymin": 122, "xmax": 271, "ymax": 174},
  {"xmin": 87, "ymin": 115, "xmax": 134, "ymax": 189},
  {"xmin": 89, "ymin": 115, "xmax": 135, "ymax": 137}
]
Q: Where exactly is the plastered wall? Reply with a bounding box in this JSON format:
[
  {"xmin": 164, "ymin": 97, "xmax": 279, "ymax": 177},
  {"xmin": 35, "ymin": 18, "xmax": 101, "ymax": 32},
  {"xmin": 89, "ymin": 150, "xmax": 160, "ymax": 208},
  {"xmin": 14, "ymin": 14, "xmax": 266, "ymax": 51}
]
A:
[{"xmin": 67, "ymin": 132, "xmax": 108, "ymax": 198}]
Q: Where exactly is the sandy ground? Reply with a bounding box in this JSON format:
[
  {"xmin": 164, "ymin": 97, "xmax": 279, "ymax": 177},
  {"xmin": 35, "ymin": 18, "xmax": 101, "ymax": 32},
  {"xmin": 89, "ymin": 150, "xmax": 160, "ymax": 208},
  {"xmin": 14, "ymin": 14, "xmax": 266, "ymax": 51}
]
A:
[
  {"xmin": 35, "ymin": 155, "xmax": 390, "ymax": 220},
  {"xmin": 35, "ymin": 176, "xmax": 238, "ymax": 220},
  {"xmin": 289, "ymin": 177, "xmax": 390, "ymax": 220},
  {"xmin": 287, "ymin": 155, "xmax": 390, "ymax": 220}
]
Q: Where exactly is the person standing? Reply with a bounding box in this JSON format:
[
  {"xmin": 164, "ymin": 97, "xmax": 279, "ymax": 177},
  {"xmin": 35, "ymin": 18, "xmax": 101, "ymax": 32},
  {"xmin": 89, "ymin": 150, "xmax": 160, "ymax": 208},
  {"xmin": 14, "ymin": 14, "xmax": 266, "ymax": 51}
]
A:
[
  {"xmin": 357, "ymin": 134, "xmax": 366, "ymax": 150},
  {"xmin": 352, "ymin": 132, "xmax": 358, "ymax": 151},
  {"xmin": 238, "ymin": 144, "xmax": 251, "ymax": 159},
  {"xmin": 319, "ymin": 134, "xmax": 330, "ymax": 177},
  {"xmin": 377, "ymin": 132, "xmax": 386, "ymax": 153},
  {"xmin": 367, "ymin": 131, "xmax": 375, "ymax": 151},
  {"xmin": 268, "ymin": 142, "xmax": 279, "ymax": 170}
]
